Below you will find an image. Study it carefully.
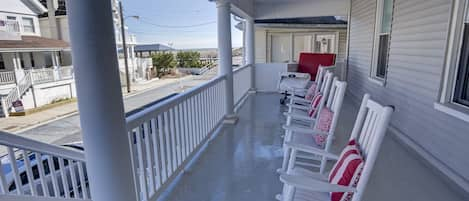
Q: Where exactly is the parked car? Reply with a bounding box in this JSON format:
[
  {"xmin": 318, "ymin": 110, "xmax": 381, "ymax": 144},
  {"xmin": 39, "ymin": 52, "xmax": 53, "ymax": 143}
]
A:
[{"xmin": 0, "ymin": 142, "xmax": 88, "ymax": 197}]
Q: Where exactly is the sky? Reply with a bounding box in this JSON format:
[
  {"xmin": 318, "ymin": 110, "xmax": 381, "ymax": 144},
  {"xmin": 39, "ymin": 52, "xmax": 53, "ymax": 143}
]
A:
[{"xmin": 121, "ymin": 0, "xmax": 243, "ymax": 49}]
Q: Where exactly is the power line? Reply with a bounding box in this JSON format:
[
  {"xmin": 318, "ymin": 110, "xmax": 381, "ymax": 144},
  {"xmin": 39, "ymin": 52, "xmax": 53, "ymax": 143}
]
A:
[{"xmin": 136, "ymin": 18, "xmax": 216, "ymax": 29}]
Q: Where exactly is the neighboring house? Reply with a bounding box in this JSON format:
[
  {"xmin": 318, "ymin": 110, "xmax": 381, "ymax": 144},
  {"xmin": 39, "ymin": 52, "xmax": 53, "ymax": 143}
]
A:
[
  {"xmin": 38, "ymin": 0, "xmax": 149, "ymax": 84},
  {"xmin": 134, "ymin": 43, "xmax": 175, "ymax": 57},
  {"xmin": 0, "ymin": 0, "xmax": 75, "ymax": 117}
]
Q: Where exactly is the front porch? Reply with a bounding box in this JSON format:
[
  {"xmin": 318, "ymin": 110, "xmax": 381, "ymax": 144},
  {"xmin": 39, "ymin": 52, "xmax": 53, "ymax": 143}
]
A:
[{"xmin": 163, "ymin": 93, "xmax": 465, "ymax": 201}]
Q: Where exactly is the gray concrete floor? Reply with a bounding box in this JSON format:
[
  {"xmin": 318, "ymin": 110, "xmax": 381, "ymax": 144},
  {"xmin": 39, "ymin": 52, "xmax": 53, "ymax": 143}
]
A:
[{"xmin": 164, "ymin": 93, "xmax": 469, "ymax": 201}]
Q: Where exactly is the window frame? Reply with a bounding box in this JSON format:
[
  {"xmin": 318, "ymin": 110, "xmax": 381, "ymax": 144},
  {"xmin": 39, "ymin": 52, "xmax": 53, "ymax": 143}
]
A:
[
  {"xmin": 370, "ymin": 0, "xmax": 395, "ymax": 85},
  {"xmin": 21, "ymin": 17, "xmax": 35, "ymax": 33},
  {"xmin": 0, "ymin": 54, "xmax": 5, "ymax": 70},
  {"xmin": 436, "ymin": 0, "xmax": 469, "ymax": 122}
]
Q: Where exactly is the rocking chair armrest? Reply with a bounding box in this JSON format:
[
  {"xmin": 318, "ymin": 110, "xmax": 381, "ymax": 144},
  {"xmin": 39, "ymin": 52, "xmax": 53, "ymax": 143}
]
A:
[
  {"xmin": 282, "ymin": 125, "xmax": 328, "ymax": 136},
  {"xmin": 285, "ymin": 142, "xmax": 339, "ymax": 160},
  {"xmin": 280, "ymin": 174, "xmax": 356, "ymax": 193},
  {"xmin": 286, "ymin": 104, "xmax": 310, "ymax": 111},
  {"xmin": 283, "ymin": 112, "xmax": 315, "ymax": 122},
  {"xmin": 289, "ymin": 96, "xmax": 311, "ymax": 104},
  {"xmin": 279, "ymin": 72, "xmax": 311, "ymax": 79}
]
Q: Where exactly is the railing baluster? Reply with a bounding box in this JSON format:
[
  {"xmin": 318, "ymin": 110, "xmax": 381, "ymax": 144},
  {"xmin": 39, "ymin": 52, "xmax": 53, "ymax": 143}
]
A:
[
  {"xmin": 77, "ymin": 162, "xmax": 88, "ymax": 199},
  {"xmin": 169, "ymin": 109, "xmax": 177, "ymax": 171},
  {"xmin": 182, "ymin": 101, "xmax": 189, "ymax": 158},
  {"xmin": 157, "ymin": 115, "xmax": 167, "ymax": 182},
  {"xmin": 7, "ymin": 147, "xmax": 23, "ymax": 195},
  {"xmin": 143, "ymin": 121, "xmax": 155, "ymax": 195},
  {"xmin": 187, "ymin": 100, "xmax": 194, "ymax": 153},
  {"xmin": 59, "ymin": 158, "xmax": 70, "ymax": 198},
  {"xmin": 177, "ymin": 104, "xmax": 186, "ymax": 162},
  {"xmin": 21, "ymin": 150, "xmax": 37, "ymax": 196},
  {"xmin": 135, "ymin": 127, "xmax": 149, "ymax": 201},
  {"xmin": 35, "ymin": 153, "xmax": 49, "ymax": 197},
  {"xmin": 47, "ymin": 155, "xmax": 60, "ymax": 197},
  {"xmin": 0, "ymin": 158, "xmax": 8, "ymax": 194},
  {"xmin": 173, "ymin": 106, "xmax": 182, "ymax": 166},
  {"xmin": 163, "ymin": 112, "xmax": 173, "ymax": 176},
  {"xmin": 69, "ymin": 161, "xmax": 79, "ymax": 198},
  {"xmin": 150, "ymin": 118, "xmax": 162, "ymax": 189}
]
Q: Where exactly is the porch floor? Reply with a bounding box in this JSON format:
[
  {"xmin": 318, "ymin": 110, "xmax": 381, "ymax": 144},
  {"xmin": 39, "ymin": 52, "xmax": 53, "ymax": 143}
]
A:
[{"xmin": 164, "ymin": 93, "xmax": 468, "ymax": 201}]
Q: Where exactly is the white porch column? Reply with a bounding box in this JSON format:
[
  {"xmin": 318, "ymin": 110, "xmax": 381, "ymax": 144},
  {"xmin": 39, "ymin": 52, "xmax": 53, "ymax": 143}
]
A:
[
  {"xmin": 217, "ymin": 1, "xmax": 237, "ymax": 123},
  {"xmin": 245, "ymin": 18, "xmax": 256, "ymax": 91},
  {"xmin": 66, "ymin": 1, "xmax": 137, "ymax": 201}
]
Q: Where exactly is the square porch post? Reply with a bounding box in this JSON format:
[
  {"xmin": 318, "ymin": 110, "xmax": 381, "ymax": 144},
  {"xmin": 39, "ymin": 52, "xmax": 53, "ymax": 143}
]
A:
[
  {"xmin": 66, "ymin": 1, "xmax": 137, "ymax": 201},
  {"xmin": 217, "ymin": 1, "xmax": 238, "ymax": 124}
]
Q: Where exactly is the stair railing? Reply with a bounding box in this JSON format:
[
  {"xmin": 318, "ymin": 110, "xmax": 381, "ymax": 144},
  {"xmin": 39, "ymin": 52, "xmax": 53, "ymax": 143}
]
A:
[{"xmin": 3, "ymin": 71, "xmax": 32, "ymax": 113}]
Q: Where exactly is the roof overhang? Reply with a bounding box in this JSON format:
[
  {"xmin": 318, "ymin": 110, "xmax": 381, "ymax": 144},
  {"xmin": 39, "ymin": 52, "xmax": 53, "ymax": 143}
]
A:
[{"xmin": 0, "ymin": 36, "xmax": 70, "ymax": 52}]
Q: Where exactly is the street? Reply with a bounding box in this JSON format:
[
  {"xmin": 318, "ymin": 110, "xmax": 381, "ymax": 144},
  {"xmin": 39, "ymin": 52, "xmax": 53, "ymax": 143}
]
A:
[{"xmin": 17, "ymin": 68, "xmax": 218, "ymax": 146}]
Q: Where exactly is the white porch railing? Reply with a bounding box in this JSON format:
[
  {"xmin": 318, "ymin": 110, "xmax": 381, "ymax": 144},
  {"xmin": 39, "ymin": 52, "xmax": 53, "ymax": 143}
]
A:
[
  {"xmin": 233, "ymin": 64, "xmax": 252, "ymax": 106},
  {"xmin": 30, "ymin": 69, "xmax": 55, "ymax": 84},
  {"xmin": 57, "ymin": 66, "xmax": 74, "ymax": 80},
  {"xmin": 126, "ymin": 76, "xmax": 227, "ymax": 201},
  {"xmin": 0, "ymin": 131, "xmax": 90, "ymax": 201},
  {"xmin": 0, "ymin": 72, "xmax": 15, "ymax": 85}
]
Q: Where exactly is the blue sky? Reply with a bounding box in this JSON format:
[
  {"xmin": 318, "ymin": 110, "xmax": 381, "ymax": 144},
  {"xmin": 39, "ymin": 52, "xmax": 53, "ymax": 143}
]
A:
[{"xmin": 122, "ymin": 0, "xmax": 243, "ymax": 49}]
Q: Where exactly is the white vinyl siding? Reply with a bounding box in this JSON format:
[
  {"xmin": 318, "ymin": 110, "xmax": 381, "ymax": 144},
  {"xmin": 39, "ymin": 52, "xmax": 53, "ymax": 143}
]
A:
[{"xmin": 348, "ymin": 0, "xmax": 469, "ymax": 192}]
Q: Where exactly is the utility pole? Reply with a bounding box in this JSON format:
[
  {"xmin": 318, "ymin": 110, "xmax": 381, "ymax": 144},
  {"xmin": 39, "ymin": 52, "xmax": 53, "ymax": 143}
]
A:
[{"xmin": 119, "ymin": 1, "xmax": 131, "ymax": 93}]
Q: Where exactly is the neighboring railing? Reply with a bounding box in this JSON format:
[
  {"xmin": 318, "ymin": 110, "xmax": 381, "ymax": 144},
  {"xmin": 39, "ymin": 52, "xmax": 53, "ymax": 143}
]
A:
[
  {"xmin": 30, "ymin": 69, "xmax": 55, "ymax": 84},
  {"xmin": 125, "ymin": 76, "xmax": 227, "ymax": 201},
  {"xmin": 0, "ymin": 72, "xmax": 15, "ymax": 85},
  {"xmin": 58, "ymin": 66, "xmax": 74, "ymax": 80},
  {"xmin": 3, "ymin": 71, "xmax": 32, "ymax": 113},
  {"xmin": 30, "ymin": 67, "xmax": 74, "ymax": 84},
  {"xmin": 0, "ymin": 131, "xmax": 90, "ymax": 201},
  {"xmin": 233, "ymin": 64, "xmax": 252, "ymax": 106}
]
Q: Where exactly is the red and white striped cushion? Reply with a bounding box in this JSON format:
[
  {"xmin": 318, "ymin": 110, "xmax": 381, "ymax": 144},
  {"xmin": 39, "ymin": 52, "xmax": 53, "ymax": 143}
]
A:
[
  {"xmin": 308, "ymin": 93, "xmax": 323, "ymax": 117},
  {"xmin": 313, "ymin": 107, "xmax": 334, "ymax": 148},
  {"xmin": 328, "ymin": 140, "xmax": 364, "ymax": 201},
  {"xmin": 305, "ymin": 83, "xmax": 318, "ymax": 100}
]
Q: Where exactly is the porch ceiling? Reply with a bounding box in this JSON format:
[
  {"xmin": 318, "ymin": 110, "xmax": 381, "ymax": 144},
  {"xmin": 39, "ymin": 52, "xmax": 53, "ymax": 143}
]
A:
[{"xmin": 228, "ymin": 0, "xmax": 348, "ymax": 20}]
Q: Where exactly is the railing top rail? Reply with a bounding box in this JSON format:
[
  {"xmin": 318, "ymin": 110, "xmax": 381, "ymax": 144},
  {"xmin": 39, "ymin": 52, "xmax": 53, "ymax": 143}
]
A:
[
  {"xmin": 0, "ymin": 131, "xmax": 85, "ymax": 161},
  {"xmin": 126, "ymin": 75, "xmax": 226, "ymax": 128},
  {"xmin": 233, "ymin": 64, "xmax": 251, "ymax": 74}
]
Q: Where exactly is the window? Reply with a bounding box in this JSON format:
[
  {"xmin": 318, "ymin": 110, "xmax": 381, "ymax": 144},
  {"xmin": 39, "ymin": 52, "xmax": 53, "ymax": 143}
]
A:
[
  {"xmin": 270, "ymin": 33, "xmax": 291, "ymax": 63},
  {"xmin": 268, "ymin": 32, "xmax": 338, "ymax": 63},
  {"xmin": 436, "ymin": 0, "xmax": 469, "ymax": 122},
  {"xmin": 371, "ymin": 0, "xmax": 394, "ymax": 82},
  {"xmin": 0, "ymin": 54, "xmax": 5, "ymax": 70},
  {"xmin": 22, "ymin": 17, "xmax": 35, "ymax": 33},
  {"xmin": 454, "ymin": 6, "xmax": 469, "ymax": 107},
  {"xmin": 7, "ymin": 16, "xmax": 16, "ymax": 20}
]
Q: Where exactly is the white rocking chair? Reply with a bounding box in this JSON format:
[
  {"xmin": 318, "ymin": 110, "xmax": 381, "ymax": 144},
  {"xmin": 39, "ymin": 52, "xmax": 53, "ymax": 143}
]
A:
[
  {"xmin": 284, "ymin": 71, "xmax": 335, "ymax": 122},
  {"xmin": 278, "ymin": 94, "xmax": 394, "ymax": 201},
  {"xmin": 279, "ymin": 65, "xmax": 336, "ymax": 105},
  {"xmin": 280, "ymin": 78, "xmax": 347, "ymax": 174}
]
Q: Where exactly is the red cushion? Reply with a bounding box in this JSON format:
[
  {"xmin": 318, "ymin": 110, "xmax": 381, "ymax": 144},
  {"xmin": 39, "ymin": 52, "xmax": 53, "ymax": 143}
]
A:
[
  {"xmin": 308, "ymin": 93, "xmax": 323, "ymax": 117},
  {"xmin": 313, "ymin": 107, "xmax": 334, "ymax": 147},
  {"xmin": 297, "ymin": 53, "xmax": 336, "ymax": 81},
  {"xmin": 305, "ymin": 83, "xmax": 318, "ymax": 100},
  {"xmin": 329, "ymin": 140, "xmax": 364, "ymax": 201}
]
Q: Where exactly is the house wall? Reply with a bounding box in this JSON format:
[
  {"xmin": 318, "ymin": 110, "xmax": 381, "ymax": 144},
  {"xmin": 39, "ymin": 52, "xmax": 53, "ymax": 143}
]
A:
[
  {"xmin": 0, "ymin": 11, "xmax": 41, "ymax": 37},
  {"xmin": 347, "ymin": 0, "xmax": 469, "ymax": 193},
  {"xmin": 39, "ymin": 16, "xmax": 70, "ymax": 42}
]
